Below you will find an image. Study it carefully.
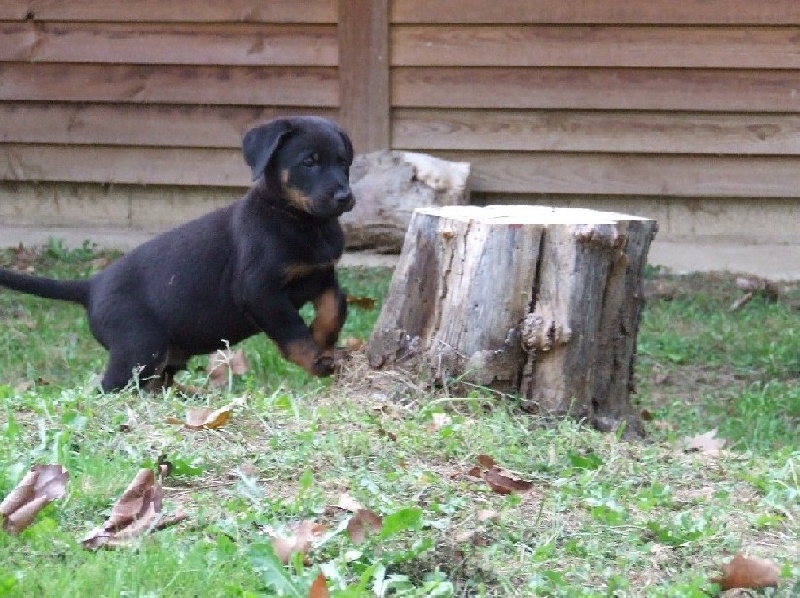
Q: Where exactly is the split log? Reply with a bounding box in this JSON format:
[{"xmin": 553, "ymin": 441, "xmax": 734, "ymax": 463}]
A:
[
  {"xmin": 341, "ymin": 151, "xmax": 470, "ymax": 253},
  {"xmin": 366, "ymin": 205, "xmax": 658, "ymax": 436}
]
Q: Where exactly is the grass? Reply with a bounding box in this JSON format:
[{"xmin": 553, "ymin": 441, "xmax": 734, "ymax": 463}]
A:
[{"xmin": 0, "ymin": 242, "xmax": 798, "ymax": 597}]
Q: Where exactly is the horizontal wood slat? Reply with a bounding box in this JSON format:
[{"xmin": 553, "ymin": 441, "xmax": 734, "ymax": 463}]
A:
[
  {"xmin": 0, "ymin": 103, "xmax": 338, "ymax": 147},
  {"xmin": 392, "ymin": 67, "xmax": 800, "ymax": 111},
  {"xmin": 0, "ymin": 0, "xmax": 337, "ymax": 23},
  {"xmin": 392, "ymin": 109, "xmax": 800, "ymax": 155},
  {"xmin": 0, "ymin": 145, "xmax": 250, "ymax": 187},
  {"xmin": 392, "ymin": 26, "xmax": 800, "ymax": 69},
  {"xmin": 391, "ymin": 0, "xmax": 800, "ymax": 25},
  {"xmin": 0, "ymin": 64, "xmax": 338, "ymax": 106},
  {"xmin": 435, "ymin": 152, "xmax": 800, "ymax": 198},
  {"xmin": 0, "ymin": 23, "xmax": 338, "ymax": 66}
]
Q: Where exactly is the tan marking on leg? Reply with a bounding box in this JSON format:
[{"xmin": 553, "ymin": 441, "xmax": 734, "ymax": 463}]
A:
[{"xmin": 311, "ymin": 288, "xmax": 342, "ymax": 350}]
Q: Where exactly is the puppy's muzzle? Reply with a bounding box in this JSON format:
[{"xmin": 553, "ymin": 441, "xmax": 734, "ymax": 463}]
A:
[{"xmin": 334, "ymin": 188, "xmax": 355, "ymax": 212}]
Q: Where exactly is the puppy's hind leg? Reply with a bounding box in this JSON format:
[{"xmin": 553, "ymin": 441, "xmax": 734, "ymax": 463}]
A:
[{"xmin": 100, "ymin": 337, "xmax": 170, "ymax": 393}]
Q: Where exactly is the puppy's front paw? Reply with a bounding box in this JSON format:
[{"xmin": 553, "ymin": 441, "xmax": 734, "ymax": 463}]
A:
[{"xmin": 311, "ymin": 353, "xmax": 335, "ymax": 377}]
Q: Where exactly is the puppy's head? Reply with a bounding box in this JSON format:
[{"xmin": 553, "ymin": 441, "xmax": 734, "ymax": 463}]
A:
[{"xmin": 242, "ymin": 116, "xmax": 355, "ymax": 219}]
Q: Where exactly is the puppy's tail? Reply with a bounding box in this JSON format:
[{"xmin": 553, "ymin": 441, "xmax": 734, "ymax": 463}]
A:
[{"xmin": 0, "ymin": 269, "xmax": 90, "ymax": 305}]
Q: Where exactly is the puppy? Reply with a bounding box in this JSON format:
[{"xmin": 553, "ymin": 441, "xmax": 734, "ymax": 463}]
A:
[{"xmin": 0, "ymin": 116, "xmax": 355, "ymax": 392}]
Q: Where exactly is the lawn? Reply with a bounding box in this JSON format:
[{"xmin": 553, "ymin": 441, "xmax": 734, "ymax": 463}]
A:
[{"xmin": 0, "ymin": 241, "xmax": 798, "ymax": 597}]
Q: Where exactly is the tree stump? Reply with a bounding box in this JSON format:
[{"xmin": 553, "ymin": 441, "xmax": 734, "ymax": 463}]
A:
[{"xmin": 366, "ymin": 205, "xmax": 658, "ymax": 436}]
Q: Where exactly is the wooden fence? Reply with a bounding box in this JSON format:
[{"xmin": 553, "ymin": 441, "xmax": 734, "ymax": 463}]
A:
[{"xmin": 1, "ymin": 0, "xmax": 799, "ymax": 238}]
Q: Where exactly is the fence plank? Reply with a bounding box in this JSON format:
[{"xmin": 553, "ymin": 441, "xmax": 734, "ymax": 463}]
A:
[
  {"xmin": 0, "ymin": 23, "xmax": 337, "ymax": 66},
  {"xmin": 0, "ymin": 64, "xmax": 338, "ymax": 106},
  {"xmin": 435, "ymin": 151, "xmax": 800, "ymax": 197},
  {"xmin": 392, "ymin": 109, "xmax": 800, "ymax": 155},
  {"xmin": 0, "ymin": 0, "xmax": 337, "ymax": 23},
  {"xmin": 338, "ymin": 0, "xmax": 390, "ymax": 152},
  {"xmin": 392, "ymin": 67, "xmax": 800, "ymax": 111},
  {"xmin": 0, "ymin": 103, "xmax": 338, "ymax": 147},
  {"xmin": 392, "ymin": 26, "xmax": 800, "ymax": 69},
  {"xmin": 0, "ymin": 144, "xmax": 249, "ymax": 186},
  {"xmin": 391, "ymin": 0, "xmax": 800, "ymax": 25}
]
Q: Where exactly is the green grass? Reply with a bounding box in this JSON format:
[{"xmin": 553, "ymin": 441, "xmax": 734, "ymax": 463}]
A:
[{"xmin": 0, "ymin": 243, "xmax": 798, "ymax": 597}]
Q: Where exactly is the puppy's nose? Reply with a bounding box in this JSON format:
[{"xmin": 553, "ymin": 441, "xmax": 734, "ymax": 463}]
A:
[{"xmin": 334, "ymin": 188, "xmax": 354, "ymax": 205}]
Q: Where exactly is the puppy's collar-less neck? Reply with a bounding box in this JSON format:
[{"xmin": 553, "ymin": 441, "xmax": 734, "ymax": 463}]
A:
[{"xmin": 252, "ymin": 177, "xmax": 326, "ymax": 225}]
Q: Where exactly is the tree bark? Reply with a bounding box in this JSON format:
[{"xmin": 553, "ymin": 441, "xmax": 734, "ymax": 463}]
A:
[{"xmin": 366, "ymin": 205, "xmax": 658, "ymax": 436}]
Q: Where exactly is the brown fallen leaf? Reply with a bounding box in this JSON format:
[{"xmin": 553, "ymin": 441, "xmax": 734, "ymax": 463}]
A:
[
  {"xmin": 166, "ymin": 403, "xmax": 234, "ymax": 430},
  {"xmin": 346, "ymin": 295, "xmax": 376, "ymax": 310},
  {"xmin": 271, "ymin": 520, "xmax": 326, "ymax": 565},
  {"xmin": 207, "ymin": 348, "xmax": 250, "ymax": 387},
  {"xmin": 683, "ymin": 429, "xmax": 727, "ymax": 454},
  {"xmin": 346, "ymin": 509, "xmax": 383, "ymax": 546},
  {"xmin": 1, "ymin": 465, "xmax": 69, "ymax": 534},
  {"xmin": 476, "ymin": 454, "xmax": 496, "ymax": 469},
  {"xmin": 82, "ymin": 465, "xmax": 183, "ymax": 549},
  {"xmin": 12, "ymin": 242, "xmax": 38, "ymax": 271},
  {"xmin": 482, "ymin": 467, "xmax": 533, "ymax": 495},
  {"xmin": 712, "ymin": 552, "xmax": 780, "ymax": 591},
  {"xmin": 308, "ymin": 572, "xmax": 330, "ymax": 598}
]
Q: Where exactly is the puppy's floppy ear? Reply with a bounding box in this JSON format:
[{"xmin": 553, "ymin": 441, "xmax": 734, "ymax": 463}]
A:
[
  {"xmin": 332, "ymin": 122, "xmax": 354, "ymax": 164},
  {"xmin": 242, "ymin": 119, "xmax": 294, "ymax": 181}
]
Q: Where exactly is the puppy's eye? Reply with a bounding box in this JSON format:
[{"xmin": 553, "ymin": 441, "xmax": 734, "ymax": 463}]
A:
[{"xmin": 301, "ymin": 155, "xmax": 318, "ymax": 168}]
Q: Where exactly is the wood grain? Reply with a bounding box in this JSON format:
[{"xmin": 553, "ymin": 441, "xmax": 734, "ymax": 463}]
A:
[
  {"xmin": 433, "ymin": 151, "xmax": 800, "ymax": 198},
  {"xmin": 392, "ymin": 67, "xmax": 800, "ymax": 111},
  {"xmin": 0, "ymin": 23, "xmax": 338, "ymax": 66},
  {"xmin": 392, "ymin": 109, "xmax": 800, "ymax": 155},
  {"xmin": 392, "ymin": 25, "xmax": 800, "ymax": 69},
  {"xmin": 391, "ymin": 0, "xmax": 800, "ymax": 25},
  {"xmin": 0, "ymin": 0, "xmax": 337, "ymax": 23},
  {"xmin": 0, "ymin": 63, "xmax": 339, "ymax": 106},
  {"xmin": 338, "ymin": 0, "xmax": 390, "ymax": 152},
  {"xmin": 0, "ymin": 103, "xmax": 338, "ymax": 147},
  {"xmin": 0, "ymin": 144, "xmax": 249, "ymax": 187}
]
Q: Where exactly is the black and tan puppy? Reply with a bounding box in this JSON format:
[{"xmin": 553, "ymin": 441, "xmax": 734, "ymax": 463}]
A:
[{"xmin": 0, "ymin": 116, "xmax": 355, "ymax": 392}]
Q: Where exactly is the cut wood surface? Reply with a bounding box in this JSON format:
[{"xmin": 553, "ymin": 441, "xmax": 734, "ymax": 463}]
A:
[
  {"xmin": 392, "ymin": 109, "xmax": 800, "ymax": 155},
  {"xmin": 0, "ymin": 64, "xmax": 338, "ymax": 106},
  {"xmin": 0, "ymin": 103, "xmax": 337, "ymax": 147},
  {"xmin": 0, "ymin": 23, "xmax": 338, "ymax": 66},
  {"xmin": 392, "ymin": 67, "xmax": 800, "ymax": 111},
  {"xmin": 392, "ymin": 26, "xmax": 800, "ymax": 69},
  {"xmin": 367, "ymin": 204, "xmax": 657, "ymax": 436},
  {"xmin": 0, "ymin": 0, "xmax": 337, "ymax": 23},
  {"xmin": 391, "ymin": 0, "xmax": 800, "ymax": 25}
]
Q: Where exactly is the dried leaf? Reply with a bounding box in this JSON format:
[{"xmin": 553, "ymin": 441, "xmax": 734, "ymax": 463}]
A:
[
  {"xmin": 476, "ymin": 454, "xmax": 496, "ymax": 469},
  {"xmin": 346, "ymin": 295, "xmax": 376, "ymax": 310},
  {"xmin": 0, "ymin": 465, "xmax": 69, "ymax": 534},
  {"xmin": 336, "ymin": 492, "xmax": 365, "ymax": 513},
  {"xmin": 207, "ymin": 349, "xmax": 250, "ymax": 387},
  {"xmin": 712, "ymin": 553, "xmax": 780, "ymax": 591},
  {"xmin": 166, "ymin": 403, "xmax": 234, "ymax": 430},
  {"xmin": 482, "ymin": 467, "xmax": 533, "ymax": 495},
  {"xmin": 343, "ymin": 337, "xmax": 364, "ymax": 351},
  {"xmin": 346, "ymin": 509, "xmax": 383, "ymax": 546},
  {"xmin": 683, "ymin": 429, "xmax": 726, "ymax": 454},
  {"xmin": 455, "ymin": 529, "xmax": 489, "ymax": 546},
  {"xmin": 308, "ymin": 572, "xmax": 330, "ymax": 598},
  {"xmin": 82, "ymin": 466, "xmax": 179, "ymax": 549},
  {"xmin": 270, "ymin": 520, "xmax": 326, "ymax": 565},
  {"xmin": 431, "ymin": 413, "xmax": 452, "ymax": 430},
  {"xmin": 466, "ymin": 466, "xmax": 483, "ymax": 479},
  {"xmin": 477, "ymin": 509, "xmax": 500, "ymax": 522}
]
